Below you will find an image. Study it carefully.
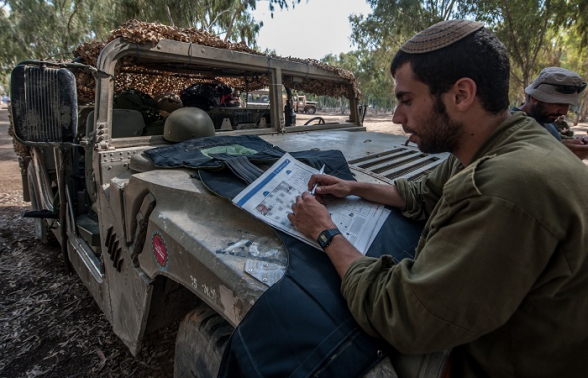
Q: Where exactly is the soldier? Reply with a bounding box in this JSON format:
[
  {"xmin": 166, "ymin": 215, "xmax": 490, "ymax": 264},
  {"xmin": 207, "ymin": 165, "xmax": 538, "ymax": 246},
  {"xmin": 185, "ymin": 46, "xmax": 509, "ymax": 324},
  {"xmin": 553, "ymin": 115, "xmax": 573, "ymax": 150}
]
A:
[
  {"xmin": 289, "ymin": 20, "xmax": 588, "ymax": 377},
  {"xmin": 515, "ymin": 67, "xmax": 588, "ymax": 159}
]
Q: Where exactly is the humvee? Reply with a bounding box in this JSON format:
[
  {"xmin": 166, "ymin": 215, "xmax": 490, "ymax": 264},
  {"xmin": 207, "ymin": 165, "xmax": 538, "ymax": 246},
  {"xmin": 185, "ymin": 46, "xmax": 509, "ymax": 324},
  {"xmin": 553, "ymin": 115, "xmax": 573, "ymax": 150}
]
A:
[
  {"xmin": 293, "ymin": 94, "xmax": 318, "ymax": 114},
  {"xmin": 11, "ymin": 21, "xmax": 447, "ymax": 378}
]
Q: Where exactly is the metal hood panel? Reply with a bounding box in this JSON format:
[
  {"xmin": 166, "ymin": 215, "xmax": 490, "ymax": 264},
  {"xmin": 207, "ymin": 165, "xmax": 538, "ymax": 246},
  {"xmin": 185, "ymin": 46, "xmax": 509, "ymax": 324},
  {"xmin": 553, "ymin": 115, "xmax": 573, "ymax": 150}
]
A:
[{"xmin": 125, "ymin": 169, "xmax": 287, "ymax": 325}]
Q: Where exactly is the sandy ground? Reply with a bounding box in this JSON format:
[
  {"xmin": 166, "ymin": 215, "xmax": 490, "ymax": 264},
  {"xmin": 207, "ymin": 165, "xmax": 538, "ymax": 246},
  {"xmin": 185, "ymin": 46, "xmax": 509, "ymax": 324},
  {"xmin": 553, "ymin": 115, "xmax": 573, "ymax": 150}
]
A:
[
  {"xmin": 0, "ymin": 105, "xmax": 21, "ymax": 193},
  {"xmin": 296, "ymin": 110, "xmax": 405, "ymax": 135}
]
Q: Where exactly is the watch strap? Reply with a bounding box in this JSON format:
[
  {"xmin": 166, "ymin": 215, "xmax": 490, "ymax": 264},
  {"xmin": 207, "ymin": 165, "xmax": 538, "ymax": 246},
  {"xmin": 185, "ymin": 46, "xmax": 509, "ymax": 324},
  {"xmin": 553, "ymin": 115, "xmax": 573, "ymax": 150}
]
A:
[{"xmin": 317, "ymin": 228, "xmax": 342, "ymax": 249}]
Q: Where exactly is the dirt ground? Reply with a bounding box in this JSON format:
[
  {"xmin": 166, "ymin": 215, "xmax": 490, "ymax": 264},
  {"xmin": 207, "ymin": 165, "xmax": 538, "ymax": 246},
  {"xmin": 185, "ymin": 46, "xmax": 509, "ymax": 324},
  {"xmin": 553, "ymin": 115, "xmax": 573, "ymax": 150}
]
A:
[{"xmin": 1, "ymin": 105, "xmax": 586, "ymax": 378}]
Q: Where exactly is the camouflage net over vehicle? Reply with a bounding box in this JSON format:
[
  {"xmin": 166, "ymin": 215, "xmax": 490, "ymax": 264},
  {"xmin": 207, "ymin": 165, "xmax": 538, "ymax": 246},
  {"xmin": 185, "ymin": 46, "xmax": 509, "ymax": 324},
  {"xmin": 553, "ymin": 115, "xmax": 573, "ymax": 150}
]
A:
[{"xmin": 73, "ymin": 20, "xmax": 360, "ymax": 104}]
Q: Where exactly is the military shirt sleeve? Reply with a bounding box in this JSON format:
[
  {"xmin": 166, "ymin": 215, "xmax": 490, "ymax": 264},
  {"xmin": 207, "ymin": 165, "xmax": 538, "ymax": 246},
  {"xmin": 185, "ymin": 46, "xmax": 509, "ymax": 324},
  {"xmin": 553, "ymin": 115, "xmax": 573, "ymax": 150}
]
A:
[
  {"xmin": 341, "ymin": 163, "xmax": 559, "ymax": 354},
  {"xmin": 395, "ymin": 156, "xmax": 460, "ymax": 221}
]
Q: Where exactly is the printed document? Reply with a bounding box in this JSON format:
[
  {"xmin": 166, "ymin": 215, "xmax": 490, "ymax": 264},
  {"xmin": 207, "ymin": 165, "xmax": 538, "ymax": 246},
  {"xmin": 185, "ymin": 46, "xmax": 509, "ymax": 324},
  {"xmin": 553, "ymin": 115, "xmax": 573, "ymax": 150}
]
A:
[{"xmin": 233, "ymin": 153, "xmax": 390, "ymax": 254}]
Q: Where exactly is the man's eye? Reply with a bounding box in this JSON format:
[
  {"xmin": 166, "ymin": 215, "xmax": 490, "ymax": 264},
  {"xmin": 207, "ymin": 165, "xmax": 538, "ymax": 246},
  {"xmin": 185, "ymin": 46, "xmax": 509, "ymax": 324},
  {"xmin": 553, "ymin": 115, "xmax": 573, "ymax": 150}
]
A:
[{"xmin": 401, "ymin": 100, "xmax": 411, "ymax": 106}]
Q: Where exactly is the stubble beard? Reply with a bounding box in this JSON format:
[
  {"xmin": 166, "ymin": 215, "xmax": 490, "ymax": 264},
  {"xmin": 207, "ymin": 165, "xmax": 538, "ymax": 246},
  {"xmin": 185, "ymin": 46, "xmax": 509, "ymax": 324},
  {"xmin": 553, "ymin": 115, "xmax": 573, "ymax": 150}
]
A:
[
  {"xmin": 531, "ymin": 101, "xmax": 559, "ymax": 124},
  {"xmin": 416, "ymin": 96, "xmax": 465, "ymax": 154}
]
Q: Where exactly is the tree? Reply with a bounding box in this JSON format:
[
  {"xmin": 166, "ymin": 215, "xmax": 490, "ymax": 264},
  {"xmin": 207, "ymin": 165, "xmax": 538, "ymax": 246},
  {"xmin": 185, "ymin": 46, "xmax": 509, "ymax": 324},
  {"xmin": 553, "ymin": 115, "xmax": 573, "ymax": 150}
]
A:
[
  {"xmin": 0, "ymin": 0, "xmax": 115, "ymax": 64},
  {"xmin": 321, "ymin": 49, "xmax": 394, "ymax": 112},
  {"xmin": 114, "ymin": 0, "xmax": 302, "ymax": 44},
  {"xmin": 0, "ymin": 0, "xmax": 118, "ymax": 92},
  {"xmin": 347, "ymin": 1, "xmax": 466, "ymax": 112},
  {"xmin": 0, "ymin": 0, "xmax": 303, "ymax": 92},
  {"xmin": 351, "ymin": 0, "xmax": 588, "ymax": 119},
  {"xmin": 349, "ymin": 0, "xmax": 466, "ymax": 53}
]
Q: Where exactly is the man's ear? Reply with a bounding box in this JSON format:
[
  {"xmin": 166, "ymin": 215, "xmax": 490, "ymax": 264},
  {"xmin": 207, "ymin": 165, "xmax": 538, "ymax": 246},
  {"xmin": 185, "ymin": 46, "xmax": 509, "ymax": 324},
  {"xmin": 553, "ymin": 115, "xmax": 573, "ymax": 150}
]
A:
[{"xmin": 451, "ymin": 78, "xmax": 477, "ymax": 111}]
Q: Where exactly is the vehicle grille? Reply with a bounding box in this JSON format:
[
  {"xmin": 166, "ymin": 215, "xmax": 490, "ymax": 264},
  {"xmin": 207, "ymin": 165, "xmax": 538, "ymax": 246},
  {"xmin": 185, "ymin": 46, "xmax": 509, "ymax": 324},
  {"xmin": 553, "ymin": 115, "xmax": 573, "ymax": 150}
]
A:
[
  {"xmin": 348, "ymin": 146, "xmax": 444, "ymax": 182},
  {"xmin": 10, "ymin": 64, "xmax": 78, "ymax": 145}
]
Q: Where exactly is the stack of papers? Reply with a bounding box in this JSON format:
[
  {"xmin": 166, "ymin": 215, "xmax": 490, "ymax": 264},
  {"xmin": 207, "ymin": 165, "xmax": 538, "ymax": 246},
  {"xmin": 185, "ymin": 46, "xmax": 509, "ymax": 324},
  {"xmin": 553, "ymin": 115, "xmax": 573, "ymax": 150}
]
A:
[{"xmin": 233, "ymin": 153, "xmax": 390, "ymax": 254}]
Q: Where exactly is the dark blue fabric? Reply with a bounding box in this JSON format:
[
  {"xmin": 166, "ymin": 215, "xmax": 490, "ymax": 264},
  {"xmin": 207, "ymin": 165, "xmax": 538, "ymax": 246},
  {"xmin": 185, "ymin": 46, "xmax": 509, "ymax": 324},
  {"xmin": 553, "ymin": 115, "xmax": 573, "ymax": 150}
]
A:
[
  {"xmin": 171, "ymin": 135, "xmax": 424, "ymax": 377},
  {"xmin": 144, "ymin": 134, "xmax": 285, "ymax": 170},
  {"xmin": 216, "ymin": 211, "xmax": 423, "ymax": 378}
]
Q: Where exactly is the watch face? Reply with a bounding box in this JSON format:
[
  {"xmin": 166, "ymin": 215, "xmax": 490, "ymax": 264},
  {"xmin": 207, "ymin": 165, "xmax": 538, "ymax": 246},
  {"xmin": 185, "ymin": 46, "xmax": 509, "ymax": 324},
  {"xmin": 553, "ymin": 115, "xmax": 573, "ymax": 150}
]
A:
[{"xmin": 318, "ymin": 229, "xmax": 340, "ymax": 248}]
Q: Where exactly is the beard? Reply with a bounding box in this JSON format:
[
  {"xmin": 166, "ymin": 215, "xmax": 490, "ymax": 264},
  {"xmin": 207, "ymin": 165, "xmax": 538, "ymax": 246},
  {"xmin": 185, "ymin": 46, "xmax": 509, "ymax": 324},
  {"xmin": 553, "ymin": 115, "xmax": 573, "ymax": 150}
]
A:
[
  {"xmin": 414, "ymin": 96, "xmax": 465, "ymax": 154},
  {"xmin": 530, "ymin": 101, "xmax": 560, "ymax": 124}
]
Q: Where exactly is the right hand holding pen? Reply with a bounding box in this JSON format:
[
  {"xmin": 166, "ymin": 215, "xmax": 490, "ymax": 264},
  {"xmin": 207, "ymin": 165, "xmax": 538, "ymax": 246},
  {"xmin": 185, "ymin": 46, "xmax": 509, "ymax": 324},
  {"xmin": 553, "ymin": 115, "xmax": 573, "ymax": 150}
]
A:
[{"xmin": 308, "ymin": 174, "xmax": 354, "ymax": 198}]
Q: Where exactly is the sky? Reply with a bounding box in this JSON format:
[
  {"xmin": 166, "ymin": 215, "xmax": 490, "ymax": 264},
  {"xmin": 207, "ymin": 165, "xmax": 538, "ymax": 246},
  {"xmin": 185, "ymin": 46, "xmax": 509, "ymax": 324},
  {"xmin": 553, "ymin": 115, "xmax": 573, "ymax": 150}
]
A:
[{"xmin": 249, "ymin": 0, "xmax": 373, "ymax": 60}]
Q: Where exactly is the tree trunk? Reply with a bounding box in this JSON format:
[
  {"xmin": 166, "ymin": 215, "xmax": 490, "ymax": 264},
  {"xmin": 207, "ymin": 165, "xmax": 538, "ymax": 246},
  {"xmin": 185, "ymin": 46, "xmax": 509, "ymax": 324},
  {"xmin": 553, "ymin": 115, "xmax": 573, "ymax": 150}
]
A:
[{"xmin": 224, "ymin": 1, "xmax": 250, "ymax": 42}]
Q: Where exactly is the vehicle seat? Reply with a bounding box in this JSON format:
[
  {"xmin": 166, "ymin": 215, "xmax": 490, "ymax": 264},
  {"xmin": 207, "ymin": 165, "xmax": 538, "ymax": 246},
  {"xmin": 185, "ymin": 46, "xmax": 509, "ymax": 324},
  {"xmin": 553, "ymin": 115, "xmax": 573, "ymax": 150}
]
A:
[{"xmin": 86, "ymin": 109, "xmax": 146, "ymax": 138}]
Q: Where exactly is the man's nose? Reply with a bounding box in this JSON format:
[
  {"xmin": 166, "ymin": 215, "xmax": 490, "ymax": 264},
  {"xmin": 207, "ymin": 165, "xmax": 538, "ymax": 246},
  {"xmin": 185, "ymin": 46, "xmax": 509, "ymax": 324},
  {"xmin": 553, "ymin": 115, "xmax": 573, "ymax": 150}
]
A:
[{"xmin": 392, "ymin": 107, "xmax": 404, "ymax": 124}]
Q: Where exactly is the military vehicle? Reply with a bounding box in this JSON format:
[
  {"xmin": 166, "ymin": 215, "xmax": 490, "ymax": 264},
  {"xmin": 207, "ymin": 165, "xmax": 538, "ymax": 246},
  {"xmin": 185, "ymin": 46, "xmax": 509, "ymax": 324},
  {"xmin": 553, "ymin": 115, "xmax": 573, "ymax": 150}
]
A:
[
  {"xmin": 10, "ymin": 21, "xmax": 447, "ymax": 378},
  {"xmin": 293, "ymin": 94, "xmax": 318, "ymax": 114}
]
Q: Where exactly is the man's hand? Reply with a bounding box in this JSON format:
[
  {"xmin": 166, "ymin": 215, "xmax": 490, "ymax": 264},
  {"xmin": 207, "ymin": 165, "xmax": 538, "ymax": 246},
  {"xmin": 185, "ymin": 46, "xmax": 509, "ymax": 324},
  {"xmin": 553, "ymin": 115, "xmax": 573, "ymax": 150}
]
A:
[
  {"xmin": 308, "ymin": 174, "xmax": 355, "ymax": 199},
  {"xmin": 562, "ymin": 137, "xmax": 588, "ymax": 160},
  {"xmin": 309, "ymin": 174, "xmax": 407, "ymax": 209},
  {"xmin": 288, "ymin": 192, "xmax": 337, "ymax": 240},
  {"xmin": 288, "ymin": 191, "xmax": 363, "ymax": 279}
]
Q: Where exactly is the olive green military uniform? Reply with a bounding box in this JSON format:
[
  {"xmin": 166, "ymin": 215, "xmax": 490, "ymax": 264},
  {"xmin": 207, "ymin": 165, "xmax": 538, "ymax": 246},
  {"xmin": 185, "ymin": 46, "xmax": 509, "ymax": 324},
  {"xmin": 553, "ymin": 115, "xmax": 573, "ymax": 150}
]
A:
[{"xmin": 341, "ymin": 112, "xmax": 588, "ymax": 377}]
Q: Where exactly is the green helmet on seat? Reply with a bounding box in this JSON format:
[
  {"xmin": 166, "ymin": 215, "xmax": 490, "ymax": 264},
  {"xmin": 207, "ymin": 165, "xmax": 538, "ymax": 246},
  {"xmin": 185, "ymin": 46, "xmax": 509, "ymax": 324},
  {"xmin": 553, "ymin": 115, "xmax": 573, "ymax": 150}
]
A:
[{"xmin": 163, "ymin": 107, "xmax": 215, "ymax": 142}]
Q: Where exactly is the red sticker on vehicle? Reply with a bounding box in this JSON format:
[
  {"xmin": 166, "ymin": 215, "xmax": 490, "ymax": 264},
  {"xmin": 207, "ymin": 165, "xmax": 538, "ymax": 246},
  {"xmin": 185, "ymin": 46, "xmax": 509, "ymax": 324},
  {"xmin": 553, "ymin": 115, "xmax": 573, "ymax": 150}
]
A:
[{"xmin": 152, "ymin": 231, "xmax": 169, "ymax": 270}]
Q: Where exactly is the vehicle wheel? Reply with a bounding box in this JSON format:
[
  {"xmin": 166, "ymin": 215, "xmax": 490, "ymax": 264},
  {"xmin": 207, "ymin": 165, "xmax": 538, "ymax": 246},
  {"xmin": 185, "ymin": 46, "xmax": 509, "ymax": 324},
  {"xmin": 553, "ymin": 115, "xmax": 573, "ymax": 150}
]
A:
[
  {"xmin": 27, "ymin": 168, "xmax": 57, "ymax": 246},
  {"xmin": 174, "ymin": 302, "xmax": 234, "ymax": 378},
  {"xmin": 304, "ymin": 117, "xmax": 326, "ymax": 126},
  {"xmin": 306, "ymin": 107, "xmax": 316, "ymax": 115}
]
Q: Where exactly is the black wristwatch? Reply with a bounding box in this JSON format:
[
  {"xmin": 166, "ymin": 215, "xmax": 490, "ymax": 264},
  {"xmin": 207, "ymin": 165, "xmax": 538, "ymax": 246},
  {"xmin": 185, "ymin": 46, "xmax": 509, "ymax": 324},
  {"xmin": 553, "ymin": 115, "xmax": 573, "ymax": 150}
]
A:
[{"xmin": 317, "ymin": 228, "xmax": 342, "ymax": 250}]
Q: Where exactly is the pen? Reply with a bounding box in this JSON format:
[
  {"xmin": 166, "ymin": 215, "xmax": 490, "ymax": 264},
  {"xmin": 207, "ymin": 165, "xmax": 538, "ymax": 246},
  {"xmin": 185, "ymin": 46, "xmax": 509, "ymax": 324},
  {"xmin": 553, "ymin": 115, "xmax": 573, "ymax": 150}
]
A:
[{"xmin": 310, "ymin": 164, "xmax": 325, "ymax": 195}]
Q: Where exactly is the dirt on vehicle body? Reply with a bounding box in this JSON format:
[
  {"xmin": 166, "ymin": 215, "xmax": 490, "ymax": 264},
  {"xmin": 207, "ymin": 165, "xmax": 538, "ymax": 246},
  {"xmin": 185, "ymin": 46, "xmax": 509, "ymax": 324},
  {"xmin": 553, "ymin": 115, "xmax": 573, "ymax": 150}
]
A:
[{"xmin": 10, "ymin": 20, "xmax": 447, "ymax": 378}]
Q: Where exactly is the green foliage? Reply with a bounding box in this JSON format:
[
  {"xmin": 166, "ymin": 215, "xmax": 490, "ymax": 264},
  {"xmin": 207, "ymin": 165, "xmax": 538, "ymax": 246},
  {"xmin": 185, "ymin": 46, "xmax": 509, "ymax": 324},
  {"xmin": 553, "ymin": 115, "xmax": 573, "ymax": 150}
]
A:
[
  {"xmin": 351, "ymin": 0, "xmax": 588, "ymax": 120},
  {"xmin": 350, "ymin": 0, "xmax": 467, "ymax": 52},
  {"xmin": 0, "ymin": 0, "xmax": 118, "ymax": 91},
  {"xmin": 1, "ymin": 0, "xmax": 115, "ymax": 64},
  {"xmin": 321, "ymin": 49, "xmax": 394, "ymax": 110},
  {"xmin": 347, "ymin": 0, "xmax": 470, "ymax": 110},
  {"xmin": 0, "ymin": 0, "xmax": 301, "ymax": 92},
  {"xmin": 114, "ymin": 0, "xmax": 264, "ymax": 44}
]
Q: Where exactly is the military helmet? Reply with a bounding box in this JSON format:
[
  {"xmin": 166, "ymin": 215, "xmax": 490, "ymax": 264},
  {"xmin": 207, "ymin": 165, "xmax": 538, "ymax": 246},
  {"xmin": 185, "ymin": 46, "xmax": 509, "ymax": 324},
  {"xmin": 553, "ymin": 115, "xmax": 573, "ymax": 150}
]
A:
[{"xmin": 163, "ymin": 107, "xmax": 215, "ymax": 142}]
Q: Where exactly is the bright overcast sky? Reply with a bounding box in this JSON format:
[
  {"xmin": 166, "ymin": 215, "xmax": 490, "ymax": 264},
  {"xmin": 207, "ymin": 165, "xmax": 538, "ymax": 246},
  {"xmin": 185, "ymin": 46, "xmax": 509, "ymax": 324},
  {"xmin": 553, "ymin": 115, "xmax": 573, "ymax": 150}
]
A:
[{"xmin": 249, "ymin": 0, "xmax": 373, "ymax": 60}]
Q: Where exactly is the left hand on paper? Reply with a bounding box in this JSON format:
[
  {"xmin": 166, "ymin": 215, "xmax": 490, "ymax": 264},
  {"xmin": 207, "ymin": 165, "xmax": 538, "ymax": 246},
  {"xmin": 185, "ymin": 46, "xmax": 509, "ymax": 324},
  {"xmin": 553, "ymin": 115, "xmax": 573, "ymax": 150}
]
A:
[{"xmin": 288, "ymin": 192, "xmax": 336, "ymax": 240}]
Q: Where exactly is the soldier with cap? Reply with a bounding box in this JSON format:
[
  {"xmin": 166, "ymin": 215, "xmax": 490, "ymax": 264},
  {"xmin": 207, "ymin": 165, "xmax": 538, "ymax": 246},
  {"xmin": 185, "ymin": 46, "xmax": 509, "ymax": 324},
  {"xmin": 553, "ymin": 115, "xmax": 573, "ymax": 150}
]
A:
[
  {"xmin": 288, "ymin": 19, "xmax": 588, "ymax": 377},
  {"xmin": 515, "ymin": 66, "xmax": 588, "ymax": 159}
]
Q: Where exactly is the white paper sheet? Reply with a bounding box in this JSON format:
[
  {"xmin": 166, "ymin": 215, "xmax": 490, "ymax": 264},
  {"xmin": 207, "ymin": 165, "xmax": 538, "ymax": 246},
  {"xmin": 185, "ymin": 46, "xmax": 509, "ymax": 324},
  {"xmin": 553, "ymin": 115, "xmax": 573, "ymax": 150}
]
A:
[{"xmin": 233, "ymin": 153, "xmax": 390, "ymax": 254}]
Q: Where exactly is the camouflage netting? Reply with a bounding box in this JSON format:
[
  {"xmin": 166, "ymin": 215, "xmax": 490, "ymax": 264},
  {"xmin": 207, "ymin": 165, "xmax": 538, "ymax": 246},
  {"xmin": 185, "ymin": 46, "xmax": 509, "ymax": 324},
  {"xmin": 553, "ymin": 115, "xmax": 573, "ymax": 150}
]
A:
[{"xmin": 73, "ymin": 20, "xmax": 360, "ymax": 104}]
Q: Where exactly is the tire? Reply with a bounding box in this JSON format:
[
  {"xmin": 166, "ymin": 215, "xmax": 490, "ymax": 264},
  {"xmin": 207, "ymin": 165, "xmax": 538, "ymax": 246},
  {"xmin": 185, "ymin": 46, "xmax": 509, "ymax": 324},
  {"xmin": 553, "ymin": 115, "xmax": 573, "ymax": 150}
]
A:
[
  {"xmin": 174, "ymin": 302, "xmax": 234, "ymax": 378},
  {"xmin": 173, "ymin": 303, "xmax": 446, "ymax": 378},
  {"xmin": 306, "ymin": 106, "xmax": 316, "ymax": 115},
  {"xmin": 27, "ymin": 167, "xmax": 57, "ymax": 246}
]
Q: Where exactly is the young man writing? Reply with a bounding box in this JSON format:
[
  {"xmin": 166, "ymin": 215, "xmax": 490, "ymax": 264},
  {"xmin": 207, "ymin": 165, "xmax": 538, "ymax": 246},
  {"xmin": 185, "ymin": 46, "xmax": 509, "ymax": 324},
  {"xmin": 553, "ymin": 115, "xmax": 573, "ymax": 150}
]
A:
[{"xmin": 288, "ymin": 20, "xmax": 588, "ymax": 377}]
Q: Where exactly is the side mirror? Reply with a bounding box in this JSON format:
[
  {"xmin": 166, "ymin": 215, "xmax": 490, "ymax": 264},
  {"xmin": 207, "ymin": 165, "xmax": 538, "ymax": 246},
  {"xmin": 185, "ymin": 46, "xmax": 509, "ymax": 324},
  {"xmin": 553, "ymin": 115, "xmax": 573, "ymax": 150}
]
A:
[{"xmin": 11, "ymin": 63, "xmax": 78, "ymax": 146}]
